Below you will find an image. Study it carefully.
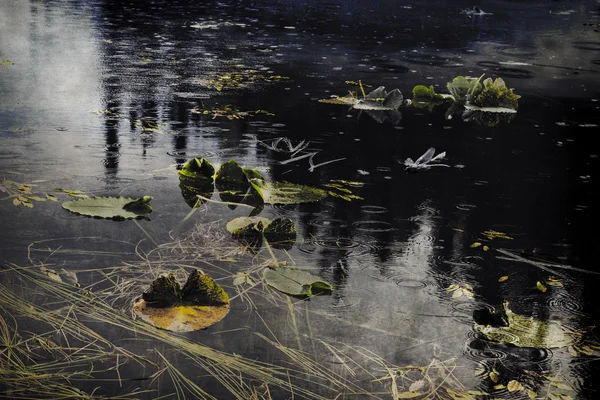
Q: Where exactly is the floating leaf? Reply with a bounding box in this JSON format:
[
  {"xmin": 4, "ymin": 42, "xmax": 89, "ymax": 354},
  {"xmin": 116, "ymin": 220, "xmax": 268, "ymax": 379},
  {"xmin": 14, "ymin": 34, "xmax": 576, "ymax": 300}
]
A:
[
  {"xmin": 446, "ymin": 284, "xmax": 459, "ymax": 292},
  {"xmin": 481, "ymin": 230, "xmax": 514, "ymax": 240},
  {"xmin": 41, "ymin": 266, "xmax": 62, "ymax": 283},
  {"xmin": 226, "ymin": 217, "xmax": 271, "ymax": 234},
  {"xmin": 482, "ymin": 245, "xmax": 489, "ymax": 251},
  {"xmin": 54, "ymin": 188, "xmax": 89, "ymax": 198},
  {"xmin": 263, "ymin": 268, "xmax": 332, "ymax": 297},
  {"xmin": 507, "ymin": 380, "xmax": 524, "ymax": 392},
  {"xmin": 489, "ymin": 369, "xmax": 500, "ymax": 383},
  {"xmin": 135, "ymin": 269, "xmax": 230, "ymax": 332},
  {"xmin": 474, "ymin": 301, "xmax": 573, "ymax": 348},
  {"xmin": 262, "ymin": 181, "xmax": 328, "ymax": 204},
  {"xmin": 470, "ymin": 242, "xmax": 482, "ymax": 248},
  {"xmin": 452, "ymin": 288, "xmax": 464, "ymax": 298},
  {"xmin": 498, "ymin": 276, "xmax": 509, "ymax": 282},
  {"xmin": 408, "ymin": 379, "xmax": 425, "ymax": 392},
  {"xmin": 178, "ymin": 157, "xmax": 215, "ymax": 180},
  {"xmin": 396, "ymin": 391, "xmax": 423, "ymax": 399},
  {"xmin": 132, "ymin": 299, "xmax": 229, "ymax": 332},
  {"xmin": 45, "ymin": 193, "xmax": 59, "ymax": 201},
  {"xmin": 232, "ymin": 272, "xmax": 255, "ymax": 286},
  {"xmin": 62, "ymin": 196, "xmax": 152, "ymax": 220},
  {"xmin": 546, "ymin": 276, "xmax": 563, "ymax": 287},
  {"xmin": 536, "ymin": 281, "xmax": 548, "ymax": 293}
]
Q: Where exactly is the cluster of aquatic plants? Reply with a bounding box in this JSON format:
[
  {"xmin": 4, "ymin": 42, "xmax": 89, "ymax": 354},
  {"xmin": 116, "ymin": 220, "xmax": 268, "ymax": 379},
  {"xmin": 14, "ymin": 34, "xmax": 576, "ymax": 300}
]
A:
[
  {"xmin": 319, "ymin": 81, "xmax": 405, "ymax": 124},
  {"xmin": 196, "ymin": 68, "xmax": 289, "ymax": 91},
  {"xmin": 412, "ymin": 74, "xmax": 521, "ymax": 126},
  {"xmin": 320, "ymin": 76, "xmax": 519, "ymax": 126},
  {"xmin": 191, "ymin": 104, "xmax": 275, "ymax": 119},
  {"xmin": 179, "ymin": 157, "xmax": 362, "ymax": 218}
]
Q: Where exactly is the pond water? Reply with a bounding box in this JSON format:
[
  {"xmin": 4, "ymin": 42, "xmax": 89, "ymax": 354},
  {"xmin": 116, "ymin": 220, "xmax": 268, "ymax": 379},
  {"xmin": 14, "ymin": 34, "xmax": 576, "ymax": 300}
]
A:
[{"xmin": 1, "ymin": 0, "xmax": 599, "ymax": 398}]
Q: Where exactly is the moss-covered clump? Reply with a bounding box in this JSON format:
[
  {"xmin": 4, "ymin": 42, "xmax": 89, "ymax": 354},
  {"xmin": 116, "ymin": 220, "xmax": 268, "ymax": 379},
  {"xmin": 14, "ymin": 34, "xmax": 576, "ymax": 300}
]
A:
[
  {"xmin": 472, "ymin": 77, "xmax": 520, "ymax": 110},
  {"xmin": 142, "ymin": 273, "xmax": 182, "ymax": 305},
  {"xmin": 182, "ymin": 269, "xmax": 229, "ymax": 306},
  {"xmin": 141, "ymin": 270, "xmax": 229, "ymax": 307}
]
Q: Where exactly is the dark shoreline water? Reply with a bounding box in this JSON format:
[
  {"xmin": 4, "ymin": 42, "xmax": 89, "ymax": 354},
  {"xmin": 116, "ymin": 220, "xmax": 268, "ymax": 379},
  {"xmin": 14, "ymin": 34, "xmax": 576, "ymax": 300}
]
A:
[{"xmin": 1, "ymin": 0, "xmax": 599, "ymax": 398}]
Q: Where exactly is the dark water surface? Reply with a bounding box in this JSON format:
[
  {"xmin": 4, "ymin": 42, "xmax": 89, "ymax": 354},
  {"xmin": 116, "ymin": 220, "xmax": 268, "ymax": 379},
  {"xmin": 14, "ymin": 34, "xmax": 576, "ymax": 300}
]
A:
[{"xmin": 1, "ymin": 0, "xmax": 599, "ymax": 399}]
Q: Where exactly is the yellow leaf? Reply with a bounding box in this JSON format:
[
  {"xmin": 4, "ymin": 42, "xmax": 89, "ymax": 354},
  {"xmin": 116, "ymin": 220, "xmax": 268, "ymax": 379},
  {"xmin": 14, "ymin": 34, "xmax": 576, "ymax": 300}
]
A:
[
  {"xmin": 446, "ymin": 284, "xmax": 459, "ymax": 292},
  {"xmin": 408, "ymin": 379, "xmax": 425, "ymax": 392},
  {"xmin": 489, "ymin": 370, "xmax": 500, "ymax": 383},
  {"xmin": 493, "ymin": 384, "xmax": 506, "ymax": 390},
  {"xmin": 536, "ymin": 281, "xmax": 547, "ymax": 292},
  {"xmin": 452, "ymin": 288, "xmax": 464, "ymax": 298},
  {"xmin": 528, "ymin": 389, "xmax": 537, "ymax": 399},
  {"xmin": 498, "ymin": 276, "xmax": 509, "ymax": 282},
  {"xmin": 396, "ymin": 391, "xmax": 423, "ymax": 398},
  {"xmin": 507, "ymin": 380, "xmax": 524, "ymax": 392},
  {"xmin": 12, "ymin": 198, "xmax": 20, "ymax": 206},
  {"xmin": 550, "ymin": 380, "xmax": 572, "ymax": 390},
  {"xmin": 483, "ymin": 245, "xmax": 489, "ymax": 251},
  {"xmin": 470, "ymin": 242, "xmax": 482, "ymax": 248}
]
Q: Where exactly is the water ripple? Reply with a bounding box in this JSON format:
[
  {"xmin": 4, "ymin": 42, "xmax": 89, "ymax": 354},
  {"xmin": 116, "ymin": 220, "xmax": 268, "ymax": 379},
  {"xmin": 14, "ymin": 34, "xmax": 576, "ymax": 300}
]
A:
[{"xmin": 352, "ymin": 220, "xmax": 395, "ymax": 233}]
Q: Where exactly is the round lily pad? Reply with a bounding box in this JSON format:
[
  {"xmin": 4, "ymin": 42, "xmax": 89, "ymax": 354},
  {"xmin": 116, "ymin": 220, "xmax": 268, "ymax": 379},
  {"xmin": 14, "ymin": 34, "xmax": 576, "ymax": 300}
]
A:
[{"xmin": 62, "ymin": 196, "xmax": 152, "ymax": 220}]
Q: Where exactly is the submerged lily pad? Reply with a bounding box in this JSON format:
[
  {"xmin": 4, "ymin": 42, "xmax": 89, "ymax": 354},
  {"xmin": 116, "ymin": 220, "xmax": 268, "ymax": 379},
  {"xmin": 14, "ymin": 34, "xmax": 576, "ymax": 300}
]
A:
[
  {"xmin": 135, "ymin": 270, "xmax": 230, "ymax": 332},
  {"xmin": 62, "ymin": 196, "xmax": 152, "ymax": 220},
  {"xmin": 474, "ymin": 301, "xmax": 573, "ymax": 348},
  {"xmin": 263, "ymin": 268, "xmax": 333, "ymax": 297},
  {"xmin": 227, "ymin": 216, "xmax": 297, "ymax": 250},
  {"xmin": 226, "ymin": 216, "xmax": 271, "ymax": 235},
  {"xmin": 262, "ymin": 182, "xmax": 328, "ymax": 204}
]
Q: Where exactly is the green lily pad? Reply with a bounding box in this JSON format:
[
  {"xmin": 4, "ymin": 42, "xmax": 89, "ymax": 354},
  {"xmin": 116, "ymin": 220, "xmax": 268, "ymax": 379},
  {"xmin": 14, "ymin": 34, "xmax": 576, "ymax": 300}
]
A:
[
  {"xmin": 262, "ymin": 182, "xmax": 328, "ymax": 204},
  {"xmin": 263, "ymin": 268, "xmax": 332, "ymax": 297},
  {"xmin": 226, "ymin": 216, "xmax": 271, "ymax": 234},
  {"xmin": 179, "ymin": 157, "xmax": 215, "ymax": 180},
  {"xmin": 62, "ymin": 196, "xmax": 152, "ymax": 220},
  {"xmin": 474, "ymin": 301, "xmax": 573, "ymax": 348}
]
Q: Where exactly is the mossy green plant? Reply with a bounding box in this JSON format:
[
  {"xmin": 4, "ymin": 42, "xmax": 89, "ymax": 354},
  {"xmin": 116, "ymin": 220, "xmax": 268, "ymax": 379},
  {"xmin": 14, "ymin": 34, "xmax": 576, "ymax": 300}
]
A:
[
  {"xmin": 472, "ymin": 77, "xmax": 520, "ymax": 110},
  {"xmin": 182, "ymin": 269, "xmax": 229, "ymax": 306},
  {"xmin": 142, "ymin": 270, "xmax": 229, "ymax": 307}
]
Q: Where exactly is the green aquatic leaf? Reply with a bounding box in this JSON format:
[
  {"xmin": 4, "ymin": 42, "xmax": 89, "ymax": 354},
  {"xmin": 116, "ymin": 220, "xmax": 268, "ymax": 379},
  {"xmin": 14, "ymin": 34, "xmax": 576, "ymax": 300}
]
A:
[
  {"xmin": 179, "ymin": 157, "xmax": 215, "ymax": 180},
  {"xmin": 226, "ymin": 216, "xmax": 271, "ymax": 234},
  {"xmin": 62, "ymin": 196, "xmax": 152, "ymax": 220},
  {"xmin": 446, "ymin": 75, "xmax": 483, "ymax": 101},
  {"xmin": 262, "ymin": 181, "xmax": 328, "ymax": 204},
  {"xmin": 263, "ymin": 268, "xmax": 333, "ymax": 296},
  {"xmin": 474, "ymin": 301, "xmax": 573, "ymax": 348}
]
